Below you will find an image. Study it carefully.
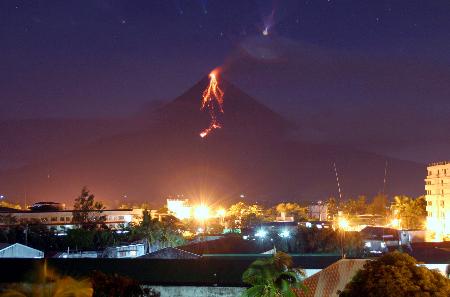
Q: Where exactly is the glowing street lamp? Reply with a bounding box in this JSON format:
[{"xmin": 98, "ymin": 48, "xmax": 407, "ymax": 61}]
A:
[
  {"xmin": 391, "ymin": 218, "xmax": 401, "ymax": 229},
  {"xmin": 279, "ymin": 229, "xmax": 290, "ymax": 238},
  {"xmin": 216, "ymin": 208, "xmax": 226, "ymax": 217},
  {"xmin": 216, "ymin": 208, "xmax": 226, "ymax": 225},
  {"xmin": 194, "ymin": 204, "xmax": 210, "ymax": 235},
  {"xmin": 338, "ymin": 218, "xmax": 349, "ymax": 230},
  {"xmin": 337, "ymin": 217, "xmax": 349, "ymax": 259},
  {"xmin": 194, "ymin": 205, "xmax": 210, "ymax": 221},
  {"xmin": 255, "ymin": 229, "xmax": 267, "ymax": 238}
]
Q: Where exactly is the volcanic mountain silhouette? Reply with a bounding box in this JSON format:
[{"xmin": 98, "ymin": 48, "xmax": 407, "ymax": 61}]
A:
[{"xmin": 0, "ymin": 76, "xmax": 424, "ymax": 205}]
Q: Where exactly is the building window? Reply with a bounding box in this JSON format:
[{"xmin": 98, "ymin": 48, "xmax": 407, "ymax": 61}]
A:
[
  {"xmin": 51, "ymin": 217, "xmax": 57, "ymax": 222},
  {"xmin": 428, "ymin": 211, "xmax": 432, "ymax": 217},
  {"xmin": 427, "ymin": 201, "xmax": 432, "ymax": 206},
  {"xmin": 118, "ymin": 216, "xmax": 124, "ymax": 220},
  {"xmin": 66, "ymin": 217, "xmax": 71, "ymax": 221},
  {"xmin": 41, "ymin": 218, "xmax": 48, "ymax": 222},
  {"xmin": 441, "ymin": 201, "xmax": 445, "ymax": 207},
  {"xmin": 60, "ymin": 217, "xmax": 65, "ymax": 222},
  {"xmin": 445, "ymin": 169, "xmax": 447, "ymax": 175}
]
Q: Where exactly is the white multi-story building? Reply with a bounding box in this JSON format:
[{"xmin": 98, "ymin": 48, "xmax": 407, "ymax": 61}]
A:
[
  {"xmin": 167, "ymin": 199, "xmax": 192, "ymax": 220},
  {"xmin": 0, "ymin": 208, "xmax": 144, "ymax": 231},
  {"xmin": 425, "ymin": 161, "xmax": 450, "ymax": 241}
]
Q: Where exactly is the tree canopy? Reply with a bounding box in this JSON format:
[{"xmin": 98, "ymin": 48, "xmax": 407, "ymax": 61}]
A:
[
  {"xmin": 226, "ymin": 202, "xmax": 264, "ymax": 229},
  {"xmin": 241, "ymin": 251, "xmax": 306, "ymax": 297},
  {"xmin": 275, "ymin": 203, "xmax": 308, "ymax": 222},
  {"xmin": 339, "ymin": 252, "xmax": 450, "ymax": 297},
  {"xmin": 73, "ymin": 187, "xmax": 106, "ymax": 229},
  {"xmin": 391, "ymin": 195, "xmax": 427, "ymax": 229}
]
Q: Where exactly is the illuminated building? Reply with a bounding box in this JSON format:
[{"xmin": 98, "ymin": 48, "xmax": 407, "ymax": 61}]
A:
[
  {"xmin": 425, "ymin": 161, "xmax": 450, "ymax": 241},
  {"xmin": 167, "ymin": 199, "xmax": 192, "ymax": 220},
  {"xmin": 307, "ymin": 201, "xmax": 328, "ymax": 221},
  {"xmin": 0, "ymin": 207, "xmax": 143, "ymax": 231}
]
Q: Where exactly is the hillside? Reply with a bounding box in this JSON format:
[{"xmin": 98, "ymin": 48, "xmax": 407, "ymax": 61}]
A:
[{"xmin": 0, "ymin": 75, "xmax": 425, "ymax": 205}]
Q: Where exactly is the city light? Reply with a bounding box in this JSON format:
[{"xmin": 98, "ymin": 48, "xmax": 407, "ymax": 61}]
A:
[
  {"xmin": 194, "ymin": 204, "xmax": 210, "ymax": 221},
  {"xmin": 167, "ymin": 199, "xmax": 192, "ymax": 220},
  {"xmin": 338, "ymin": 218, "xmax": 349, "ymax": 230},
  {"xmin": 426, "ymin": 217, "xmax": 443, "ymax": 242},
  {"xmin": 279, "ymin": 229, "xmax": 290, "ymax": 238},
  {"xmin": 216, "ymin": 208, "xmax": 226, "ymax": 217},
  {"xmin": 255, "ymin": 229, "xmax": 267, "ymax": 238},
  {"xmin": 390, "ymin": 218, "xmax": 401, "ymax": 229}
]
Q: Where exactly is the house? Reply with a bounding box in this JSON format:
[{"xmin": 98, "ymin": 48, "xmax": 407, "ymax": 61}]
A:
[
  {"xmin": 139, "ymin": 247, "xmax": 201, "ymax": 259},
  {"xmin": 0, "ymin": 243, "xmax": 44, "ymax": 258},
  {"xmin": 102, "ymin": 243, "xmax": 146, "ymax": 258},
  {"xmin": 296, "ymin": 259, "xmax": 368, "ymax": 297}
]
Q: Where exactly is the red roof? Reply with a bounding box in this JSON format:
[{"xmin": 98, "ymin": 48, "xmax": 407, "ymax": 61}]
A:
[{"xmin": 296, "ymin": 259, "xmax": 367, "ymax": 297}]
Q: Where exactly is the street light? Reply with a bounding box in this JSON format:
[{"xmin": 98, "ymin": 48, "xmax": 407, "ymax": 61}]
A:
[
  {"xmin": 255, "ymin": 229, "xmax": 267, "ymax": 238},
  {"xmin": 391, "ymin": 218, "xmax": 401, "ymax": 229},
  {"xmin": 279, "ymin": 229, "xmax": 290, "ymax": 238},
  {"xmin": 338, "ymin": 218, "xmax": 349, "ymax": 230},
  {"xmin": 194, "ymin": 205, "xmax": 210, "ymax": 221},
  {"xmin": 337, "ymin": 217, "xmax": 349, "ymax": 259},
  {"xmin": 216, "ymin": 208, "xmax": 226, "ymax": 226},
  {"xmin": 194, "ymin": 205, "xmax": 210, "ymax": 235},
  {"xmin": 216, "ymin": 208, "xmax": 226, "ymax": 217}
]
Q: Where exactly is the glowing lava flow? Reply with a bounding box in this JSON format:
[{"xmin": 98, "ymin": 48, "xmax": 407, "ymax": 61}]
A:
[{"xmin": 199, "ymin": 71, "xmax": 224, "ymax": 138}]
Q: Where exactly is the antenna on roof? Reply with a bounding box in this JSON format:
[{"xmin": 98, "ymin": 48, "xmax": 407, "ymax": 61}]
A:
[{"xmin": 333, "ymin": 162, "xmax": 343, "ymax": 202}]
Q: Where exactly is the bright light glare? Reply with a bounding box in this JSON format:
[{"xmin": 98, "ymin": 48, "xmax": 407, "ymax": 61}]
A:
[
  {"xmin": 194, "ymin": 205, "xmax": 210, "ymax": 221},
  {"xmin": 216, "ymin": 208, "xmax": 226, "ymax": 217},
  {"xmin": 338, "ymin": 218, "xmax": 349, "ymax": 230},
  {"xmin": 426, "ymin": 217, "xmax": 444, "ymax": 242},
  {"xmin": 255, "ymin": 229, "xmax": 267, "ymax": 238},
  {"xmin": 279, "ymin": 229, "xmax": 290, "ymax": 238},
  {"xmin": 391, "ymin": 218, "xmax": 400, "ymax": 228},
  {"xmin": 426, "ymin": 217, "xmax": 441, "ymax": 233}
]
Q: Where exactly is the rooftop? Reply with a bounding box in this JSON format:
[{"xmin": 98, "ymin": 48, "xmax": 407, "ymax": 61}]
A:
[
  {"xmin": 0, "ymin": 256, "xmax": 341, "ymax": 286},
  {"xmin": 428, "ymin": 161, "xmax": 450, "ymax": 167}
]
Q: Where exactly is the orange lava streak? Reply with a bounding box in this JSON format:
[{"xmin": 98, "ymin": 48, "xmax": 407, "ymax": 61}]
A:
[{"xmin": 199, "ymin": 71, "xmax": 224, "ymax": 138}]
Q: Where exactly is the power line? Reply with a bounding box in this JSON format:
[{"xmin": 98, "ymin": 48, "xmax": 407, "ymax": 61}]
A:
[{"xmin": 333, "ymin": 161, "xmax": 343, "ymax": 201}]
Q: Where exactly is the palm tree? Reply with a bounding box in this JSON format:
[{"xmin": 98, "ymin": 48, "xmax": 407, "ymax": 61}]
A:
[{"xmin": 241, "ymin": 251, "xmax": 306, "ymax": 297}]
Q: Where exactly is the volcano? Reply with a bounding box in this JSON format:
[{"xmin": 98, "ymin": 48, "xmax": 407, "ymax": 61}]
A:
[{"xmin": 0, "ymin": 76, "xmax": 425, "ymax": 206}]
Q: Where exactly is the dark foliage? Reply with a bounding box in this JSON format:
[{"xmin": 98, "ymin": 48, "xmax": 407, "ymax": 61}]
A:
[
  {"xmin": 91, "ymin": 271, "xmax": 158, "ymax": 297},
  {"xmin": 339, "ymin": 252, "xmax": 450, "ymax": 297}
]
